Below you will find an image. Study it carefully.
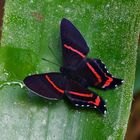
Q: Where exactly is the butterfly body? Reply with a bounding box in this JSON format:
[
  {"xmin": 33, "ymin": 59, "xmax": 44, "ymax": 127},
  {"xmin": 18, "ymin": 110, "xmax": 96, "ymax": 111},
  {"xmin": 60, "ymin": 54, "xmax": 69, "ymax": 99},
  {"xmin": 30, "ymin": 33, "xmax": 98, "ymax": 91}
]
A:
[{"xmin": 60, "ymin": 58, "xmax": 89, "ymax": 88}]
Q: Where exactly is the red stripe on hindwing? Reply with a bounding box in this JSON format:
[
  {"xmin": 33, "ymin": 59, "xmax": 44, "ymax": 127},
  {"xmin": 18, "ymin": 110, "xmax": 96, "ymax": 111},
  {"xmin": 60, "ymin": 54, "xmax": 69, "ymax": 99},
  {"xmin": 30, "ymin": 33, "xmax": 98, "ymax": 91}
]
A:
[
  {"xmin": 45, "ymin": 75, "xmax": 64, "ymax": 94},
  {"xmin": 87, "ymin": 60, "xmax": 114, "ymax": 88},
  {"xmin": 94, "ymin": 60, "xmax": 113, "ymax": 88},
  {"xmin": 88, "ymin": 96, "xmax": 101, "ymax": 106},
  {"xmin": 64, "ymin": 44, "xmax": 86, "ymax": 58},
  {"xmin": 68, "ymin": 91, "xmax": 93, "ymax": 97},
  {"xmin": 102, "ymin": 74, "xmax": 113, "ymax": 88},
  {"xmin": 86, "ymin": 62, "xmax": 102, "ymax": 85}
]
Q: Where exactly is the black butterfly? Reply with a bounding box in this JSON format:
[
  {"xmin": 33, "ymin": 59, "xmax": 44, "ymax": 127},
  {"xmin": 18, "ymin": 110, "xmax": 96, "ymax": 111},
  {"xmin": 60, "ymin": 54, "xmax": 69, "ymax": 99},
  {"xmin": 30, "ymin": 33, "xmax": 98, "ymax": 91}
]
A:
[
  {"xmin": 24, "ymin": 18, "xmax": 123, "ymax": 115},
  {"xmin": 60, "ymin": 18, "xmax": 124, "ymax": 90}
]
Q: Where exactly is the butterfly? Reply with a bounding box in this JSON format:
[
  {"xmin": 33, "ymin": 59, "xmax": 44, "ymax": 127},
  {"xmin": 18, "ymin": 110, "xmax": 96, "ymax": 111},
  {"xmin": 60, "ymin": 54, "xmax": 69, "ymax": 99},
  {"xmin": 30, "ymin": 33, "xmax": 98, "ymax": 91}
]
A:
[
  {"xmin": 23, "ymin": 18, "xmax": 123, "ymax": 115},
  {"xmin": 24, "ymin": 73, "xmax": 107, "ymax": 114},
  {"xmin": 60, "ymin": 18, "xmax": 124, "ymax": 90}
]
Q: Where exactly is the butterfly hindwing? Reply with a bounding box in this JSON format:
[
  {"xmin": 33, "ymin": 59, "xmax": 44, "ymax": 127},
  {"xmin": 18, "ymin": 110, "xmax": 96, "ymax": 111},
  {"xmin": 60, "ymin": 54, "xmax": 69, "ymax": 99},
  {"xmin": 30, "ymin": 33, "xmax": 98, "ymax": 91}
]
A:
[
  {"xmin": 65, "ymin": 79, "xmax": 107, "ymax": 114},
  {"xmin": 61, "ymin": 18, "xmax": 89, "ymax": 67},
  {"xmin": 66, "ymin": 94, "xmax": 106, "ymax": 115},
  {"xmin": 72, "ymin": 58, "xmax": 123, "ymax": 90},
  {"xmin": 24, "ymin": 72, "xmax": 107, "ymax": 114},
  {"xmin": 91, "ymin": 58, "xmax": 124, "ymax": 89},
  {"xmin": 24, "ymin": 73, "xmax": 66, "ymax": 100},
  {"xmin": 93, "ymin": 58, "xmax": 112, "ymax": 77}
]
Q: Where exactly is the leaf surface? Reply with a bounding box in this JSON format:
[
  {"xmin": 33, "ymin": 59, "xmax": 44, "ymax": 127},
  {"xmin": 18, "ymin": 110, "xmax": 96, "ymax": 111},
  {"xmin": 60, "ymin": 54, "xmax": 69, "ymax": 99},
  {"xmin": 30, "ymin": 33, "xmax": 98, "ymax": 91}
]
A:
[{"xmin": 0, "ymin": 1, "xmax": 140, "ymax": 140}]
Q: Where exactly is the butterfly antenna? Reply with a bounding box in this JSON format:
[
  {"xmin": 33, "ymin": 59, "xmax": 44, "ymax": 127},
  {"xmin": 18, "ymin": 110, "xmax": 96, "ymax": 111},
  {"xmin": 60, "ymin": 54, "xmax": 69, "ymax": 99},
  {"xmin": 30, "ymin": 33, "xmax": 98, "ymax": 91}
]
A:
[
  {"xmin": 42, "ymin": 58, "xmax": 61, "ymax": 67},
  {"xmin": 48, "ymin": 46, "xmax": 61, "ymax": 64}
]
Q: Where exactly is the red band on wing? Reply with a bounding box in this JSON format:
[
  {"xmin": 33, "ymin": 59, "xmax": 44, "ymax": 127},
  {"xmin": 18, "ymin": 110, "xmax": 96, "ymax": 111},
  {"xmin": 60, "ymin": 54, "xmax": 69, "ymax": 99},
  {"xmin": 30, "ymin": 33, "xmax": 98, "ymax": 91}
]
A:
[
  {"xmin": 86, "ymin": 62, "xmax": 102, "ymax": 85},
  {"xmin": 45, "ymin": 75, "xmax": 64, "ymax": 94},
  {"xmin": 88, "ymin": 96, "xmax": 101, "ymax": 106},
  {"xmin": 102, "ymin": 74, "xmax": 113, "ymax": 88},
  {"xmin": 94, "ymin": 60, "xmax": 113, "ymax": 88},
  {"xmin": 64, "ymin": 44, "xmax": 86, "ymax": 58},
  {"xmin": 69, "ymin": 91, "xmax": 93, "ymax": 98}
]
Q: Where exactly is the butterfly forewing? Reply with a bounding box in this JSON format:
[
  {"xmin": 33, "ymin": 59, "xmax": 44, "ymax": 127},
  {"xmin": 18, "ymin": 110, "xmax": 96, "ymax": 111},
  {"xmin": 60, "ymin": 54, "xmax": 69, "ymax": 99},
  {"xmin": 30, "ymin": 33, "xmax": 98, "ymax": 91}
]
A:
[
  {"xmin": 24, "ymin": 73, "xmax": 66, "ymax": 100},
  {"xmin": 61, "ymin": 18, "xmax": 89, "ymax": 67}
]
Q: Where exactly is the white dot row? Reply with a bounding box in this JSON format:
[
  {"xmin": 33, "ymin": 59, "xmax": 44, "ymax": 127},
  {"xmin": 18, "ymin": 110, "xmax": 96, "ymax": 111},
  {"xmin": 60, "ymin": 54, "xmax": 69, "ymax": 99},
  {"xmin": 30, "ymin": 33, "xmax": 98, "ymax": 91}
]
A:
[
  {"xmin": 75, "ymin": 103, "xmax": 107, "ymax": 115},
  {"xmin": 75, "ymin": 104, "xmax": 98, "ymax": 109}
]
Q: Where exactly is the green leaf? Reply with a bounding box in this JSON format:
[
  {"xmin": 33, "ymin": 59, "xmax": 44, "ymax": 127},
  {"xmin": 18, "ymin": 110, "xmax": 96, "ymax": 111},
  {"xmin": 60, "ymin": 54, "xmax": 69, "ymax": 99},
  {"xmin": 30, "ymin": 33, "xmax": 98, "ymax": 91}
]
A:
[{"xmin": 0, "ymin": 0, "xmax": 140, "ymax": 139}]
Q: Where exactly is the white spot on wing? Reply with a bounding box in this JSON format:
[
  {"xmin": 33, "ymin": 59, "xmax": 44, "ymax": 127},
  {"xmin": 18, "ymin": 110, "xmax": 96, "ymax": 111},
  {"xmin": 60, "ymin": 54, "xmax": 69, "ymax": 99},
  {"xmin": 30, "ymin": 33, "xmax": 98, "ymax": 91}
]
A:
[
  {"xmin": 75, "ymin": 104, "xmax": 79, "ymax": 106},
  {"xmin": 86, "ymin": 105, "xmax": 90, "ymax": 107},
  {"xmin": 104, "ymin": 110, "xmax": 107, "ymax": 115},
  {"xmin": 94, "ymin": 106, "xmax": 97, "ymax": 108},
  {"xmin": 102, "ymin": 86, "xmax": 105, "ymax": 89}
]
